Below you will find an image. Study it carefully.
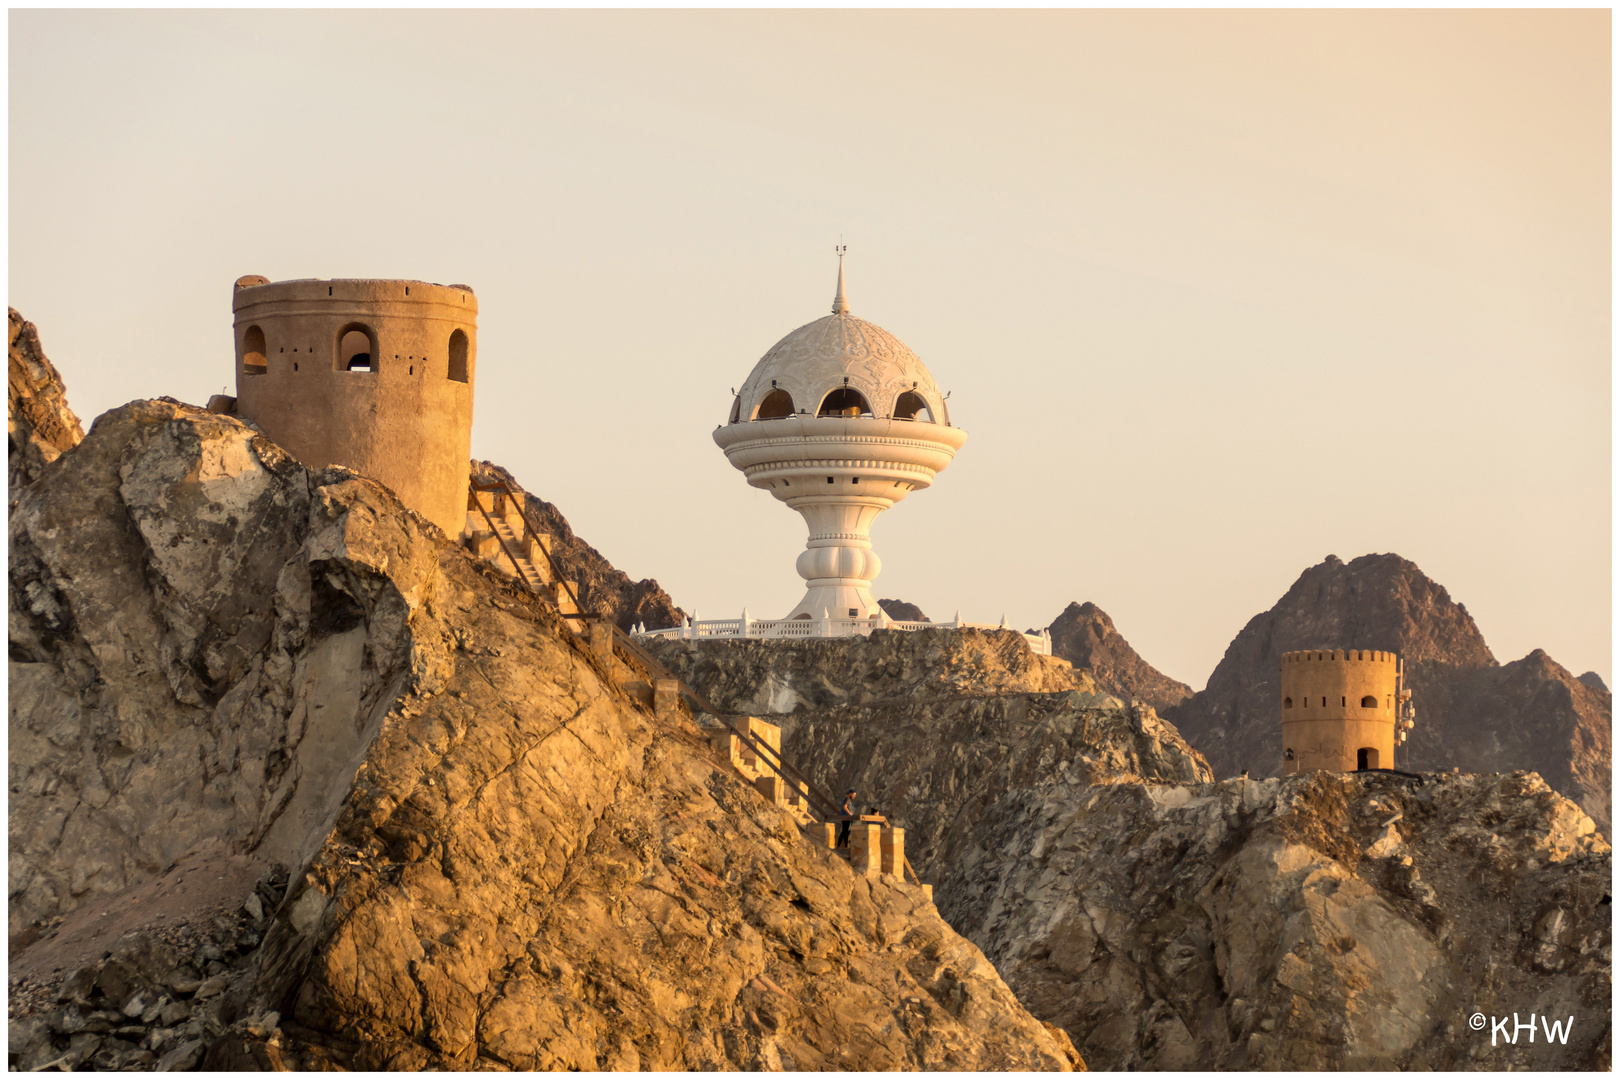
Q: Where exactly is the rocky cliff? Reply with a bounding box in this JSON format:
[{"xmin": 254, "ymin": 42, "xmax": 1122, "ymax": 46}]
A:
[
  {"xmin": 8, "ymin": 308, "xmax": 83, "ymax": 498},
  {"xmin": 959, "ymin": 767, "xmax": 1609, "ymax": 1069},
  {"xmin": 1046, "ymin": 601, "xmax": 1193, "ymax": 713},
  {"xmin": 651, "ymin": 631, "xmax": 1203, "ymax": 878},
  {"xmin": 1164, "ymin": 553, "xmax": 1612, "ymax": 836},
  {"xmin": 470, "ymin": 460, "xmax": 684, "ymax": 633},
  {"xmin": 660, "ymin": 632, "xmax": 1611, "ymax": 1070},
  {"xmin": 651, "ymin": 626, "xmax": 1086, "ymax": 718},
  {"xmin": 9, "ymin": 386, "xmax": 1079, "ymax": 1069}
]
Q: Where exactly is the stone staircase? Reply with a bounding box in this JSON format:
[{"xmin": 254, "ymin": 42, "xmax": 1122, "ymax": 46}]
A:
[
  {"xmin": 708, "ymin": 717, "xmax": 819, "ymax": 829},
  {"xmin": 463, "ymin": 487, "xmax": 582, "ymax": 630}
]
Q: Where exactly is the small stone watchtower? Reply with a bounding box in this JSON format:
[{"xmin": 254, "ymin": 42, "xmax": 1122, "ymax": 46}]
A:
[
  {"xmin": 231, "ymin": 276, "xmax": 477, "ymax": 536},
  {"xmin": 1280, "ymin": 649, "xmax": 1413, "ymax": 774}
]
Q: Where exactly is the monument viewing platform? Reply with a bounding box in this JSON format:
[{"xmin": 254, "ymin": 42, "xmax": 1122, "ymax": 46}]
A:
[{"xmin": 634, "ymin": 610, "xmax": 1053, "ymax": 655}]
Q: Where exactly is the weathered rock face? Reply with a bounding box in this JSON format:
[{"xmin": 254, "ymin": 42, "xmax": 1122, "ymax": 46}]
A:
[
  {"xmin": 951, "ymin": 769, "xmax": 1609, "ymax": 1070},
  {"xmin": 8, "ymin": 308, "xmax": 84, "ymax": 497},
  {"xmin": 664, "ymin": 632, "xmax": 1610, "ymax": 1071},
  {"xmin": 1164, "ymin": 553, "xmax": 1612, "ymax": 836},
  {"xmin": 1047, "ymin": 600, "xmax": 1193, "ymax": 713},
  {"xmin": 878, "ymin": 598, "xmax": 929, "ymax": 623},
  {"xmin": 10, "ymin": 400, "xmax": 330, "ymax": 933},
  {"xmin": 1580, "ymin": 671, "xmax": 1609, "ymax": 694},
  {"xmin": 470, "ymin": 460, "xmax": 684, "ymax": 634},
  {"xmin": 10, "ymin": 398, "xmax": 1079, "ymax": 1070},
  {"xmin": 650, "ymin": 627, "xmax": 1087, "ymax": 718},
  {"xmin": 650, "ymin": 632, "xmax": 1206, "ymax": 876}
]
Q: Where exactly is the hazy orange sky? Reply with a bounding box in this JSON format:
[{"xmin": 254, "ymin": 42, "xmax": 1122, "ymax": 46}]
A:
[{"xmin": 9, "ymin": 10, "xmax": 1610, "ymax": 687}]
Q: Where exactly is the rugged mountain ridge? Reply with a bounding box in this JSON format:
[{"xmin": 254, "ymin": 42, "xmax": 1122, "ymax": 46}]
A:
[
  {"xmin": 1164, "ymin": 553, "xmax": 1612, "ymax": 835},
  {"xmin": 877, "ymin": 599, "xmax": 929, "ymax": 623},
  {"xmin": 1046, "ymin": 600, "xmax": 1193, "ymax": 713},
  {"xmin": 8, "ymin": 377, "xmax": 1080, "ymax": 1069},
  {"xmin": 662, "ymin": 633, "xmax": 1611, "ymax": 1070},
  {"xmin": 470, "ymin": 460, "xmax": 683, "ymax": 633}
]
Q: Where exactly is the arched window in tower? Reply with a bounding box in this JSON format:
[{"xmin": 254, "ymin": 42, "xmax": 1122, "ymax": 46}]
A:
[
  {"xmin": 818, "ymin": 387, "xmax": 871, "ymax": 417},
  {"xmin": 893, "ymin": 390, "xmax": 933, "ymax": 422},
  {"xmin": 754, "ymin": 389, "xmax": 795, "ymax": 420},
  {"xmin": 447, "ymin": 329, "xmax": 470, "ymax": 383},
  {"xmin": 1360, "ymin": 695, "xmax": 1378, "ymax": 708},
  {"xmin": 1283, "ymin": 696, "xmax": 1293, "ymax": 708},
  {"xmin": 242, "ymin": 325, "xmax": 267, "ymax": 376},
  {"xmin": 338, "ymin": 324, "xmax": 378, "ymax": 373}
]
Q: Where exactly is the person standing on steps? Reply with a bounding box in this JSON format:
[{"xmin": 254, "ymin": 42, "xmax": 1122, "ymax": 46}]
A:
[{"xmin": 837, "ymin": 789, "xmax": 857, "ymax": 848}]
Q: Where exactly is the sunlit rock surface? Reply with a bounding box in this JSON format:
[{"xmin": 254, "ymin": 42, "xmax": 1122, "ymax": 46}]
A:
[
  {"xmin": 8, "ymin": 378, "xmax": 1080, "ymax": 1070},
  {"xmin": 661, "ymin": 632, "xmax": 1611, "ymax": 1070}
]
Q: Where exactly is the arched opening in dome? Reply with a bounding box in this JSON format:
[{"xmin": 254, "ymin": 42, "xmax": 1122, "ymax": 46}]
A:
[
  {"xmin": 754, "ymin": 389, "xmax": 795, "ymax": 420},
  {"xmin": 893, "ymin": 390, "xmax": 933, "ymax": 422},
  {"xmin": 338, "ymin": 324, "xmax": 378, "ymax": 373},
  {"xmin": 241, "ymin": 325, "xmax": 267, "ymax": 376},
  {"xmin": 818, "ymin": 388, "xmax": 871, "ymax": 418}
]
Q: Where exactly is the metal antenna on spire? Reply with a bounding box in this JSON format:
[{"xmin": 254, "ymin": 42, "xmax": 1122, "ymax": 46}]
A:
[{"xmin": 832, "ymin": 241, "xmax": 850, "ymax": 315}]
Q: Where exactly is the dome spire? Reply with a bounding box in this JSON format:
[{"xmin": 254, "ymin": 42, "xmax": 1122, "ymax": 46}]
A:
[{"xmin": 832, "ymin": 244, "xmax": 849, "ymax": 315}]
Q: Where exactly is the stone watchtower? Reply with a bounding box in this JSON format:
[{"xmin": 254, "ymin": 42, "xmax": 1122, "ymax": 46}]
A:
[
  {"xmin": 231, "ymin": 277, "xmax": 477, "ymax": 536},
  {"xmin": 1279, "ymin": 649, "xmax": 1413, "ymax": 774}
]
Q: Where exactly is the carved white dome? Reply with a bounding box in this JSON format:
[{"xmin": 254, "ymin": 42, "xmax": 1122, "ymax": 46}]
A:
[{"xmin": 728, "ymin": 264, "xmax": 949, "ymax": 426}]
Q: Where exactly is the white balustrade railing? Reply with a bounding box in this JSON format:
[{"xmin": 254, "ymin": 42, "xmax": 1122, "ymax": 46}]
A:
[{"xmin": 633, "ymin": 610, "xmax": 1052, "ymax": 655}]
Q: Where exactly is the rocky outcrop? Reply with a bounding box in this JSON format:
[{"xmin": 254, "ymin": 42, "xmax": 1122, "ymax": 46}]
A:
[
  {"xmin": 9, "ymin": 860, "xmax": 288, "ymax": 1072},
  {"xmin": 8, "ymin": 308, "xmax": 83, "ymax": 497},
  {"xmin": 1164, "ymin": 554, "xmax": 1612, "ymax": 836},
  {"xmin": 650, "ymin": 632, "xmax": 1205, "ymax": 875},
  {"xmin": 1579, "ymin": 671, "xmax": 1608, "ymax": 694},
  {"xmin": 878, "ymin": 599, "xmax": 929, "ymax": 622},
  {"xmin": 9, "ymin": 399, "xmax": 1080, "ymax": 1070},
  {"xmin": 665, "ymin": 631, "xmax": 1610, "ymax": 1071},
  {"xmin": 470, "ymin": 460, "xmax": 684, "ymax": 633},
  {"xmin": 649, "ymin": 627, "xmax": 1087, "ymax": 718},
  {"xmin": 1047, "ymin": 601, "xmax": 1193, "ymax": 713},
  {"xmin": 957, "ymin": 768, "xmax": 1609, "ymax": 1070}
]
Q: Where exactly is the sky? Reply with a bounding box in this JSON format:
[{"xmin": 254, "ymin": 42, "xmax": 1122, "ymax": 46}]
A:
[{"xmin": 9, "ymin": 10, "xmax": 1611, "ymax": 689}]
